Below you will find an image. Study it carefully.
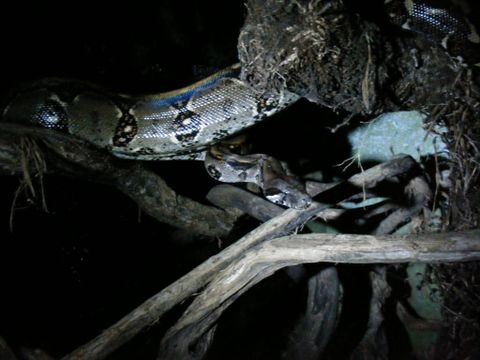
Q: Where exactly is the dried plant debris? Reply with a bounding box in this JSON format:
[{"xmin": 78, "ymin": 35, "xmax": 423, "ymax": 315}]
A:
[
  {"xmin": 239, "ymin": 0, "xmax": 480, "ymax": 230},
  {"xmin": 432, "ymin": 69, "xmax": 480, "ymax": 356},
  {"xmin": 239, "ymin": 2, "xmax": 480, "ymax": 358},
  {"xmin": 433, "ymin": 262, "xmax": 480, "ymax": 359},
  {"xmin": 239, "ymin": 0, "xmax": 388, "ymax": 114},
  {"xmin": 437, "ymin": 70, "xmax": 480, "ymax": 230}
]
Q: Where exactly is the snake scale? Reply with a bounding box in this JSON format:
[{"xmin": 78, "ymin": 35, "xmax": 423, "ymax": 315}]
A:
[{"xmin": 2, "ymin": 0, "xmax": 479, "ymax": 209}]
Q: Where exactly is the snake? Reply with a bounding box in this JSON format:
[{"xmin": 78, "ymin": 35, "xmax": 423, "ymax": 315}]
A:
[
  {"xmin": 2, "ymin": 64, "xmax": 311, "ymax": 209},
  {"xmin": 385, "ymin": 0, "xmax": 480, "ymax": 65},
  {"xmin": 1, "ymin": 0, "xmax": 478, "ymax": 209}
]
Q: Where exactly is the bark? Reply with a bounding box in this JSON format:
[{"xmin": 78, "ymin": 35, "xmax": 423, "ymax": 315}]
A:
[
  {"xmin": 0, "ymin": 123, "xmax": 237, "ymax": 237},
  {"xmin": 282, "ymin": 267, "xmax": 341, "ymax": 360},
  {"xmin": 61, "ymin": 155, "xmax": 421, "ymax": 360},
  {"xmin": 157, "ymin": 231, "xmax": 480, "ymax": 359},
  {"xmin": 62, "ymin": 200, "xmax": 332, "ymax": 360},
  {"xmin": 351, "ymin": 267, "xmax": 391, "ymax": 360}
]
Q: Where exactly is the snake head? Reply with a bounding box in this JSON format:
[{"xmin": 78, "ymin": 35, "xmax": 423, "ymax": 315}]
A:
[{"xmin": 264, "ymin": 186, "xmax": 312, "ymax": 209}]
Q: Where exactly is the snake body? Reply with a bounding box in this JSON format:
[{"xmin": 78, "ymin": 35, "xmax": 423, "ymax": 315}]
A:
[
  {"xmin": 2, "ymin": 63, "xmax": 308, "ymax": 208},
  {"xmin": 1, "ymin": 0, "xmax": 478, "ymax": 208},
  {"xmin": 3, "ymin": 64, "xmax": 298, "ymax": 160},
  {"xmin": 385, "ymin": 0, "xmax": 480, "ymax": 65}
]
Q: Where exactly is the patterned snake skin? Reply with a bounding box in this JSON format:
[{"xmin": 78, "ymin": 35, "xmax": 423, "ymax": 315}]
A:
[
  {"xmin": 1, "ymin": 0, "xmax": 478, "ymax": 209},
  {"xmin": 2, "ymin": 64, "xmax": 309, "ymax": 208},
  {"xmin": 385, "ymin": 0, "xmax": 480, "ymax": 64}
]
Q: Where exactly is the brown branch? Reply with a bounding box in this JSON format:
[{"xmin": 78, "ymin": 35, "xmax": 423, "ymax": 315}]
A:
[
  {"xmin": 5, "ymin": 128, "xmax": 417, "ymax": 360},
  {"xmin": 58, "ymin": 154, "xmax": 419, "ymax": 359},
  {"xmin": 0, "ymin": 123, "xmax": 237, "ymax": 237},
  {"xmin": 61, "ymin": 198, "xmax": 331, "ymax": 360},
  {"xmin": 206, "ymin": 184, "xmax": 283, "ymax": 221},
  {"xmin": 374, "ymin": 175, "xmax": 432, "ymax": 235},
  {"xmin": 0, "ymin": 125, "xmax": 425, "ymax": 359},
  {"xmin": 282, "ymin": 267, "xmax": 341, "ymax": 360},
  {"xmin": 157, "ymin": 230, "xmax": 480, "ymax": 359},
  {"xmin": 207, "ymin": 183, "xmax": 349, "ymax": 224},
  {"xmin": 351, "ymin": 266, "xmax": 391, "ymax": 359}
]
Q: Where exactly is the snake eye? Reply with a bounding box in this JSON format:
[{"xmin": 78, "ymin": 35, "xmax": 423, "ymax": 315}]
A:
[{"xmin": 227, "ymin": 142, "xmax": 246, "ymax": 154}]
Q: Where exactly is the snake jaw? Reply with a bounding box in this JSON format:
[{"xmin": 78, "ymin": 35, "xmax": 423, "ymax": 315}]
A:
[{"xmin": 264, "ymin": 184, "xmax": 312, "ymax": 209}]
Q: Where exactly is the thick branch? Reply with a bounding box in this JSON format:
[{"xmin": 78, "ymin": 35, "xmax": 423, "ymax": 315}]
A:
[
  {"xmin": 158, "ymin": 230, "xmax": 480, "ymax": 359},
  {"xmin": 282, "ymin": 267, "xmax": 341, "ymax": 360},
  {"xmin": 62, "ymin": 198, "xmax": 332, "ymax": 360},
  {"xmin": 62, "ymin": 154, "xmax": 419, "ymax": 360},
  {"xmin": 0, "ymin": 123, "xmax": 236, "ymax": 236},
  {"xmin": 351, "ymin": 267, "xmax": 390, "ymax": 359}
]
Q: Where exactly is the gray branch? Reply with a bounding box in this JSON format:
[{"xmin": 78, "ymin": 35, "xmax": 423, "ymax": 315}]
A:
[
  {"xmin": 282, "ymin": 267, "xmax": 341, "ymax": 360},
  {"xmin": 0, "ymin": 123, "xmax": 237, "ymax": 237},
  {"xmin": 62, "ymin": 199, "xmax": 333, "ymax": 360},
  {"xmin": 157, "ymin": 230, "xmax": 480, "ymax": 359},
  {"xmin": 351, "ymin": 267, "xmax": 391, "ymax": 360},
  {"xmin": 61, "ymin": 154, "xmax": 421, "ymax": 360}
]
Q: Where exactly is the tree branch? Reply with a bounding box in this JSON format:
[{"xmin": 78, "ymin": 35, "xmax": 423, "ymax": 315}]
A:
[
  {"xmin": 157, "ymin": 230, "xmax": 480, "ymax": 359},
  {"xmin": 61, "ymin": 154, "xmax": 420, "ymax": 360},
  {"xmin": 282, "ymin": 267, "xmax": 341, "ymax": 360},
  {"xmin": 61, "ymin": 198, "xmax": 332, "ymax": 360},
  {"xmin": 0, "ymin": 123, "xmax": 237, "ymax": 237}
]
